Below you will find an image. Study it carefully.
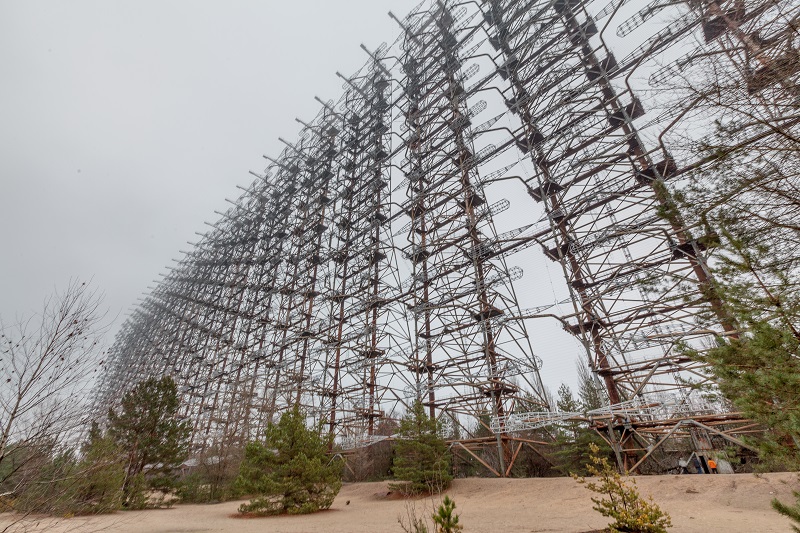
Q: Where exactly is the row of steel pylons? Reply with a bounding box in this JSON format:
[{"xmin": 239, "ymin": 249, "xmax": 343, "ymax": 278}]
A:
[{"xmin": 93, "ymin": 0, "xmax": 799, "ymax": 473}]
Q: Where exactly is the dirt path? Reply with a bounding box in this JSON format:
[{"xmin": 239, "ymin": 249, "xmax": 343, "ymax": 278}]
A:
[{"xmin": 2, "ymin": 472, "xmax": 798, "ymax": 532}]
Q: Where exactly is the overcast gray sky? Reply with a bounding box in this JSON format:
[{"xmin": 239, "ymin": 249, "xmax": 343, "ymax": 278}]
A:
[
  {"xmin": 1, "ymin": 0, "xmax": 592, "ymax": 393},
  {"xmin": 0, "ymin": 0, "xmax": 421, "ymax": 320}
]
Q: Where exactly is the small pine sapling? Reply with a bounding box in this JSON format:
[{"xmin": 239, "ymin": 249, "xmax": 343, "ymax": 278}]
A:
[
  {"xmin": 432, "ymin": 495, "xmax": 462, "ymax": 533},
  {"xmin": 573, "ymin": 443, "xmax": 672, "ymax": 533}
]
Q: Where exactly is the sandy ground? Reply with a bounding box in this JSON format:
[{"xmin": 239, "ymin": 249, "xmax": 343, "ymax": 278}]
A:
[{"xmin": 2, "ymin": 472, "xmax": 798, "ymax": 532}]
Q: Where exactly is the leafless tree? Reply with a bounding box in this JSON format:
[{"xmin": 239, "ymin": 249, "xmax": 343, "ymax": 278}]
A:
[{"xmin": 0, "ymin": 281, "xmax": 109, "ymax": 531}]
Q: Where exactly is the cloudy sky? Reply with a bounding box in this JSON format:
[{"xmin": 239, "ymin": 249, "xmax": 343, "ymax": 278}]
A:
[
  {"xmin": 1, "ymin": 0, "xmax": 593, "ymax": 393},
  {"xmin": 0, "ymin": 0, "xmax": 421, "ymax": 323}
]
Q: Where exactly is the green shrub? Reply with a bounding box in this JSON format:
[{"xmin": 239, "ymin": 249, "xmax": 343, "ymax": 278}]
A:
[
  {"xmin": 9, "ymin": 434, "xmax": 124, "ymax": 516},
  {"xmin": 72, "ymin": 428, "xmax": 125, "ymax": 514},
  {"xmin": 574, "ymin": 443, "xmax": 672, "ymax": 533},
  {"xmin": 177, "ymin": 472, "xmax": 211, "ymax": 503},
  {"xmin": 180, "ymin": 444, "xmax": 244, "ymax": 503},
  {"xmin": 177, "ymin": 466, "xmax": 242, "ymax": 504},
  {"xmin": 391, "ymin": 401, "xmax": 452, "ymax": 496},
  {"xmin": 235, "ymin": 407, "xmax": 342, "ymax": 515}
]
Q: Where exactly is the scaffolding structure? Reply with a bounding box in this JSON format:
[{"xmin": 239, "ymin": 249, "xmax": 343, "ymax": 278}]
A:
[{"xmin": 93, "ymin": 0, "xmax": 800, "ymax": 473}]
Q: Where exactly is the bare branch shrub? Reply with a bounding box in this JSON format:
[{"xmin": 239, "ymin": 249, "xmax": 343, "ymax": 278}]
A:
[{"xmin": 0, "ymin": 281, "xmax": 108, "ymax": 528}]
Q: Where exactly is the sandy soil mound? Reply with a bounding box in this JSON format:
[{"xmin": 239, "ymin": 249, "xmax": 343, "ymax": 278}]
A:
[{"xmin": 2, "ymin": 472, "xmax": 797, "ymax": 532}]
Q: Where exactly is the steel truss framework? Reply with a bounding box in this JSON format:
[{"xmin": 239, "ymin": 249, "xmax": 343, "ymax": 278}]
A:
[{"xmin": 93, "ymin": 0, "xmax": 799, "ymax": 473}]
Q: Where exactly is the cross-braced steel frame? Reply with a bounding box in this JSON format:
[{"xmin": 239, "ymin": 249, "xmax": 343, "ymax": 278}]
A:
[{"xmin": 92, "ymin": 0, "xmax": 800, "ymax": 474}]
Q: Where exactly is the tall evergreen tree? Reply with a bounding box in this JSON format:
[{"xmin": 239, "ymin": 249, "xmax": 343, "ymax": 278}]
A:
[
  {"xmin": 697, "ymin": 321, "xmax": 800, "ymax": 466},
  {"xmin": 654, "ymin": 24, "xmax": 800, "ymax": 468},
  {"xmin": 107, "ymin": 376, "xmax": 191, "ymax": 506},
  {"xmin": 556, "ymin": 384, "xmax": 581, "ymax": 435},
  {"xmin": 391, "ymin": 400, "xmax": 451, "ymax": 495},
  {"xmin": 552, "ymin": 383, "xmax": 611, "ymax": 476},
  {"xmin": 687, "ymin": 233, "xmax": 800, "ymax": 467},
  {"xmin": 235, "ymin": 406, "xmax": 342, "ymax": 515},
  {"xmin": 72, "ymin": 421, "xmax": 126, "ymax": 513},
  {"xmin": 577, "ymin": 364, "xmax": 605, "ymax": 412}
]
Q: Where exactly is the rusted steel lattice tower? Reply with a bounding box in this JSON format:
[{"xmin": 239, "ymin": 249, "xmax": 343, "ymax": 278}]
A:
[
  {"xmin": 392, "ymin": 4, "xmax": 549, "ymax": 472},
  {"xmin": 93, "ymin": 0, "xmax": 799, "ymax": 473}
]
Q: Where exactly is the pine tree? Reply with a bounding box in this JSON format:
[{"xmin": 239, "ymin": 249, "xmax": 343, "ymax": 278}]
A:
[
  {"xmin": 432, "ymin": 495, "xmax": 463, "ymax": 533},
  {"xmin": 72, "ymin": 421, "xmax": 125, "ymax": 514},
  {"xmin": 687, "ymin": 232, "xmax": 800, "ymax": 467},
  {"xmin": 556, "ymin": 383, "xmax": 580, "ymax": 440},
  {"xmin": 710, "ymin": 229, "xmax": 800, "ymax": 332},
  {"xmin": 699, "ymin": 321, "xmax": 800, "ymax": 466},
  {"xmin": 574, "ymin": 443, "xmax": 672, "ymax": 533},
  {"xmin": 552, "ymin": 383, "xmax": 612, "ymax": 476},
  {"xmin": 107, "ymin": 376, "xmax": 191, "ymax": 507},
  {"xmin": 658, "ymin": 29, "xmax": 800, "ymax": 467},
  {"xmin": 577, "ymin": 363, "xmax": 605, "ymax": 412},
  {"xmin": 772, "ymin": 490, "xmax": 800, "ymax": 533},
  {"xmin": 391, "ymin": 401, "xmax": 452, "ymax": 495},
  {"xmin": 235, "ymin": 406, "xmax": 342, "ymax": 515}
]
